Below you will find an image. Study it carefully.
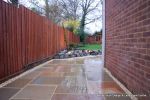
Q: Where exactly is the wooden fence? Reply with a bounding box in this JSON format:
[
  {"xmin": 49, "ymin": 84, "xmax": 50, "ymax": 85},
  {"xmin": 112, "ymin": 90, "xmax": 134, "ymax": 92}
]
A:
[{"xmin": 0, "ymin": 1, "xmax": 79, "ymax": 82}]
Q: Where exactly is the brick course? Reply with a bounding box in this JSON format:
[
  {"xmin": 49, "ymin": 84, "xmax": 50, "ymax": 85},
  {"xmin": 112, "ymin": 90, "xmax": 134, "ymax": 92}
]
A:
[{"xmin": 105, "ymin": 0, "xmax": 150, "ymax": 99}]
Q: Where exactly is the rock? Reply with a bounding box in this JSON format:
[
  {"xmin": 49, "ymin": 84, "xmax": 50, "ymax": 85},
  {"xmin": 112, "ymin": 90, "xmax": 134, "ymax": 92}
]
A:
[
  {"xmin": 67, "ymin": 51, "xmax": 73, "ymax": 55},
  {"xmin": 99, "ymin": 51, "xmax": 102, "ymax": 55},
  {"xmin": 58, "ymin": 52, "xmax": 65, "ymax": 55},
  {"xmin": 78, "ymin": 50, "xmax": 83, "ymax": 54},
  {"xmin": 59, "ymin": 54, "xmax": 65, "ymax": 59},
  {"xmin": 53, "ymin": 49, "xmax": 101, "ymax": 59},
  {"xmin": 54, "ymin": 55, "xmax": 59, "ymax": 59},
  {"xmin": 83, "ymin": 53, "xmax": 87, "ymax": 56},
  {"xmin": 60, "ymin": 50, "xmax": 66, "ymax": 54},
  {"xmin": 64, "ymin": 54, "xmax": 69, "ymax": 58},
  {"xmin": 80, "ymin": 53, "xmax": 84, "ymax": 57},
  {"xmin": 90, "ymin": 51, "xmax": 97, "ymax": 55},
  {"xmin": 68, "ymin": 54, "xmax": 72, "ymax": 58},
  {"xmin": 76, "ymin": 53, "xmax": 80, "ymax": 57},
  {"xmin": 74, "ymin": 50, "xmax": 80, "ymax": 54},
  {"xmin": 72, "ymin": 54, "xmax": 76, "ymax": 57}
]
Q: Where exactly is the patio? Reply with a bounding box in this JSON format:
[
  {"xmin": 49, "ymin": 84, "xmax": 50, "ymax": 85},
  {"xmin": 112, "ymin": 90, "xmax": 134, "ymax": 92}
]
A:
[{"xmin": 0, "ymin": 56, "xmax": 131, "ymax": 100}]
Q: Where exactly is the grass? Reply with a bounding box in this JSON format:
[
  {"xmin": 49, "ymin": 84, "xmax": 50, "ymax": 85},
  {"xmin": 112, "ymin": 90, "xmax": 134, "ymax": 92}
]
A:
[{"xmin": 77, "ymin": 44, "xmax": 102, "ymax": 51}]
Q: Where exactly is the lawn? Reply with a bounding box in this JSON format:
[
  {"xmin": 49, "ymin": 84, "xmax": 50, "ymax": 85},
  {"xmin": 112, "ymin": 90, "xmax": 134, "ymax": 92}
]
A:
[{"xmin": 77, "ymin": 44, "xmax": 102, "ymax": 51}]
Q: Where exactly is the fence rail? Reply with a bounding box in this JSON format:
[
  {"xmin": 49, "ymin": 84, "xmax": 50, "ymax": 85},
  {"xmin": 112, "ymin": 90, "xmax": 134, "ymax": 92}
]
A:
[{"xmin": 0, "ymin": 1, "xmax": 79, "ymax": 82}]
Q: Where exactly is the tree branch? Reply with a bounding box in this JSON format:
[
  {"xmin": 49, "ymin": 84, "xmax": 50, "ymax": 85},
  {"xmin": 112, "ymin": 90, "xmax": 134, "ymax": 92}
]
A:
[{"xmin": 84, "ymin": 16, "xmax": 102, "ymax": 25}]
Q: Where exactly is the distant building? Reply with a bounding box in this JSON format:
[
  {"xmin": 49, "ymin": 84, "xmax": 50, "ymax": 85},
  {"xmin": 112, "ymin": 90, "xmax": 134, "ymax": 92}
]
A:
[{"xmin": 85, "ymin": 31, "xmax": 102, "ymax": 44}]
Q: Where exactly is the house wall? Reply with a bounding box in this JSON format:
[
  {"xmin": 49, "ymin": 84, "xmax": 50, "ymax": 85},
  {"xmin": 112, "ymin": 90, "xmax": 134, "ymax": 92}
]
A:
[{"xmin": 105, "ymin": 0, "xmax": 150, "ymax": 99}]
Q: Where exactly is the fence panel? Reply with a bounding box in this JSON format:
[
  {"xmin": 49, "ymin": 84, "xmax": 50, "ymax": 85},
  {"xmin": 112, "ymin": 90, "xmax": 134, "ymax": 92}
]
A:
[{"xmin": 0, "ymin": 1, "xmax": 79, "ymax": 82}]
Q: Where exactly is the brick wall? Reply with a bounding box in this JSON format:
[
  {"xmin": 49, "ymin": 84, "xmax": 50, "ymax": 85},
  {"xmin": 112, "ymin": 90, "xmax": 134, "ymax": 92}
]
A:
[
  {"xmin": 105, "ymin": 0, "xmax": 150, "ymax": 99},
  {"xmin": 86, "ymin": 35, "xmax": 102, "ymax": 44}
]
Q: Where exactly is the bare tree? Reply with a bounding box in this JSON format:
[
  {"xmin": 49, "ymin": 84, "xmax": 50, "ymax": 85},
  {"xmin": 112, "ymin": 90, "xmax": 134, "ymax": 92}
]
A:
[
  {"xmin": 59, "ymin": 0, "xmax": 102, "ymax": 42},
  {"xmin": 20, "ymin": 0, "xmax": 102, "ymax": 28},
  {"xmin": 28, "ymin": 0, "xmax": 62, "ymax": 23},
  {"xmin": 47, "ymin": 0, "xmax": 63, "ymax": 23},
  {"xmin": 29, "ymin": 0, "xmax": 48, "ymax": 16},
  {"xmin": 79, "ymin": 0, "xmax": 102, "ymax": 42},
  {"xmin": 59, "ymin": 0, "xmax": 80, "ymax": 20},
  {"xmin": 7, "ymin": 0, "xmax": 18, "ymax": 5}
]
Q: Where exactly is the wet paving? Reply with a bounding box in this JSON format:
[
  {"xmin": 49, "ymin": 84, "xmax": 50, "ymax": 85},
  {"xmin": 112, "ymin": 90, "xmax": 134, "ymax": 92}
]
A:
[{"xmin": 0, "ymin": 56, "xmax": 131, "ymax": 100}]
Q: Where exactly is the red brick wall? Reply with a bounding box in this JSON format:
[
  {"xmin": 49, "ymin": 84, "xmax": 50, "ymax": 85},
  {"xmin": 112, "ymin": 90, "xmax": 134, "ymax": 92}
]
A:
[
  {"xmin": 105, "ymin": 0, "xmax": 150, "ymax": 99},
  {"xmin": 86, "ymin": 35, "xmax": 102, "ymax": 44}
]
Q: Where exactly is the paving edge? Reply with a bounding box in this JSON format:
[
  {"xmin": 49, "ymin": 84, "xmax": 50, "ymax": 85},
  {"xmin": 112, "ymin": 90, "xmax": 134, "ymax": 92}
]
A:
[
  {"xmin": 104, "ymin": 68, "xmax": 138, "ymax": 100},
  {"xmin": 0, "ymin": 59, "xmax": 54, "ymax": 88},
  {"xmin": 53, "ymin": 55, "xmax": 101, "ymax": 60}
]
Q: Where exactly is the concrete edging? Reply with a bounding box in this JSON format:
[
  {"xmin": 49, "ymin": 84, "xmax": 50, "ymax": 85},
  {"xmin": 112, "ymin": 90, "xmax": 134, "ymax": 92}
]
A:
[{"xmin": 104, "ymin": 68, "xmax": 138, "ymax": 100}]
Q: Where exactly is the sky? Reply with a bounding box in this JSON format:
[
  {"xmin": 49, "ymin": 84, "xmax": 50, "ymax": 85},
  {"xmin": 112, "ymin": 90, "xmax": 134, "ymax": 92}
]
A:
[
  {"xmin": 84, "ymin": 0, "xmax": 103, "ymax": 34},
  {"xmin": 3, "ymin": 0, "xmax": 102, "ymax": 35},
  {"xmin": 86, "ymin": 19, "xmax": 102, "ymax": 34},
  {"xmin": 85, "ymin": 4, "xmax": 102, "ymax": 34}
]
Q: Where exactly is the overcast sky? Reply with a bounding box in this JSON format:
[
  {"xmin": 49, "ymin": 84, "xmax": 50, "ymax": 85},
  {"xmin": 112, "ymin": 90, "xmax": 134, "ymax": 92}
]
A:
[{"xmin": 85, "ymin": 3, "xmax": 102, "ymax": 34}]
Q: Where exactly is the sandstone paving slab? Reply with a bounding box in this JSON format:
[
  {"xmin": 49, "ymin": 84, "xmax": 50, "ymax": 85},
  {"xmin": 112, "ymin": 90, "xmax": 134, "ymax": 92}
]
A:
[
  {"xmin": 12, "ymin": 85, "xmax": 56, "ymax": 100},
  {"xmin": 0, "ymin": 56, "xmax": 132, "ymax": 100},
  {"xmin": 51, "ymin": 94, "xmax": 105, "ymax": 100},
  {"xmin": 4, "ymin": 79, "xmax": 31, "ymax": 89},
  {"xmin": 0, "ymin": 87, "xmax": 20, "ymax": 100}
]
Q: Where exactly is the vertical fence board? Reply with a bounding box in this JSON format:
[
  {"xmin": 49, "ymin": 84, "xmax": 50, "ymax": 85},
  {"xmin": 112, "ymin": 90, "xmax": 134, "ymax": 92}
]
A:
[
  {"xmin": 0, "ymin": 0, "xmax": 4, "ymax": 79},
  {"xmin": 2, "ymin": 2, "xmax": 8, "ymax": 77},
  {"xmin": 0, "ymin": 1, "xmax": 79, "ymax": 82}
]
